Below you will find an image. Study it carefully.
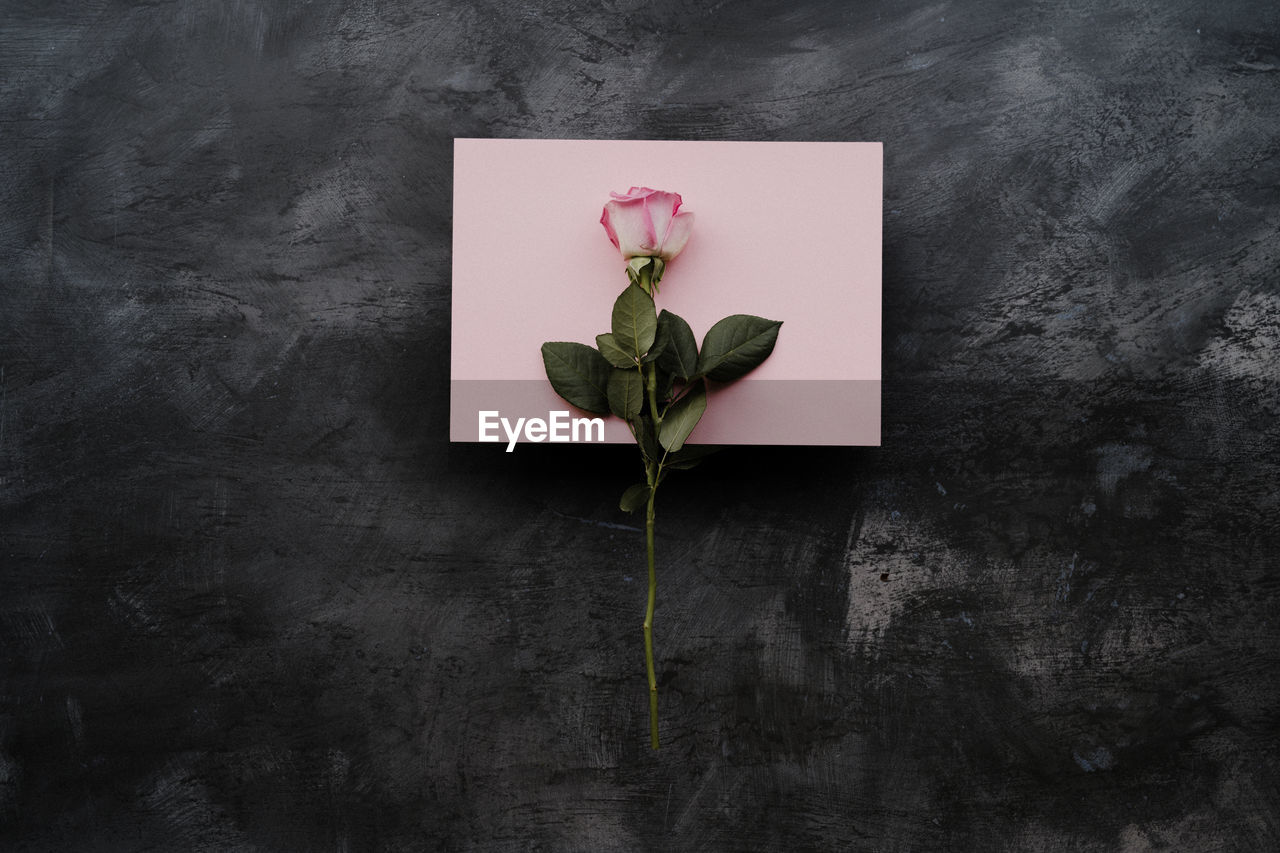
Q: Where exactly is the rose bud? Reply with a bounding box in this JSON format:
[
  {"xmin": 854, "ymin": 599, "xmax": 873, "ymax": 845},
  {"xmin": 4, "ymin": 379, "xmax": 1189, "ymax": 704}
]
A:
[{"xmin": 600, "ymin": 187, "xmax": 694, "ymax": 263}]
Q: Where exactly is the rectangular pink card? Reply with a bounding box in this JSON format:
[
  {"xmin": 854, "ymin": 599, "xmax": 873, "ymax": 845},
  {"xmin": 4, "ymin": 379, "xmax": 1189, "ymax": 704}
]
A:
[{"xmin": 450, "ymin": 139, "xmax": 881, "ymax": 446}]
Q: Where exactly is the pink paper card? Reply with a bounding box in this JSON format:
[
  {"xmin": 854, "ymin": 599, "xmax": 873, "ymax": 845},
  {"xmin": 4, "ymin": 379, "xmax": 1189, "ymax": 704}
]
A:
[{"xmin": 450, "ymin": 139, "xmax": 881, "ymax": 446}]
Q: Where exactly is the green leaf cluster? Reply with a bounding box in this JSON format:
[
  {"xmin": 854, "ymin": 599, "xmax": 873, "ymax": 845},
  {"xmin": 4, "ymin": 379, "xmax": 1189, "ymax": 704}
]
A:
[{"xmin": 541, "ymin": 282, "xmax": 781, "ymax": 511}]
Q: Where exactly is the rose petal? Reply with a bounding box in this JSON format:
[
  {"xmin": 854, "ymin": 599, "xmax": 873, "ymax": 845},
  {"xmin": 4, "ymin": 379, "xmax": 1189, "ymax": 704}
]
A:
[
  {"xmin": 612, "ymin": 187, "xmax": 655, "ymax": 202},
  {"xmin": 659, "ymin": 211, "xmax": 694, "ymax": 261},
  {"xmin": 599, "ymin": 206, "xmax": 621, "ymax": 250},
  {"xmin": 601, "ymin": 197, "xmax": 656, "ymax": 257},
  {"xmin": 643, "ymin": 191, "xmax": 681, "ymax": 255}
]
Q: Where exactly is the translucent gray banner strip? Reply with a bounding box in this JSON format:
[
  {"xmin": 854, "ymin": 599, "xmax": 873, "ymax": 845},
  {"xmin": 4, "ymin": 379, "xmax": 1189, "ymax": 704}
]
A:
[{"xmin": 450, "ymin": 380, "xmax": 880, "ymax": 447}]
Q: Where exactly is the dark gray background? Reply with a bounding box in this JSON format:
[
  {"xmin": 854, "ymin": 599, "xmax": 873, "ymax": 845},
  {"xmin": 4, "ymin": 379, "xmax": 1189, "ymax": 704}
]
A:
[{"xmin": 3, "ymin": 1, "xmax": 1278, "ymax": 850}]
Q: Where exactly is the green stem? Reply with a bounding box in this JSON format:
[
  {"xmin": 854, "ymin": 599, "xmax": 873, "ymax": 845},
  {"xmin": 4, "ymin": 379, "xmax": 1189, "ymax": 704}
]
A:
[
  {"xmin": 643, "ymin": 471, "xmax": 659, "ymax": 750},
  {"xmin": 638, "ymin": 300, "xmax": 666, "ymax": 750}
]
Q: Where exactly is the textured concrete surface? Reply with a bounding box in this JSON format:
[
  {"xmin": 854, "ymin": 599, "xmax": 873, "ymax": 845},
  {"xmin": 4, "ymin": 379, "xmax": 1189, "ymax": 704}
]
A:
[{"xmin": 2, "ymin": 1, "xmax": 1278, "ymax": 850}]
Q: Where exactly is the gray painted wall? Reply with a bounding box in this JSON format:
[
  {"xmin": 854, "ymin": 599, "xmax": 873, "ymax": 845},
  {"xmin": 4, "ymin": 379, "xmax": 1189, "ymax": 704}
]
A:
[{"xmin": 2, "ymin": 1, "xmax": 1277, "ymax": 849}]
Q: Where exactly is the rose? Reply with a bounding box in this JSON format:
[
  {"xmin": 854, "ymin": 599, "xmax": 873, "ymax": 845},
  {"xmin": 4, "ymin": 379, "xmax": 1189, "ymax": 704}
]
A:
[
  {"xmin": 541, "ymin": 185, "xmax": 780, "ymax": 750},
  {"xmin": 600, "ymin": 187, "xmax": 694, "ymax": 262}
]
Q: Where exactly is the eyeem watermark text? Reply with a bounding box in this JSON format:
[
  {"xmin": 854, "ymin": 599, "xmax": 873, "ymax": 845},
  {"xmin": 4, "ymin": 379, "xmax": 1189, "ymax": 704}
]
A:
[{"xmin": 478, "ymin": 410, "xmax": 605, "ymax": 452}]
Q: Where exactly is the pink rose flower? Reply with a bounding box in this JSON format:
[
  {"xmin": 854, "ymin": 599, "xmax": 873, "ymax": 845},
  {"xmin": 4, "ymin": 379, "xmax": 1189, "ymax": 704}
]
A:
[{"xmin": 600, "ymin": 187, "xmax": 694, "ymax": 262}]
